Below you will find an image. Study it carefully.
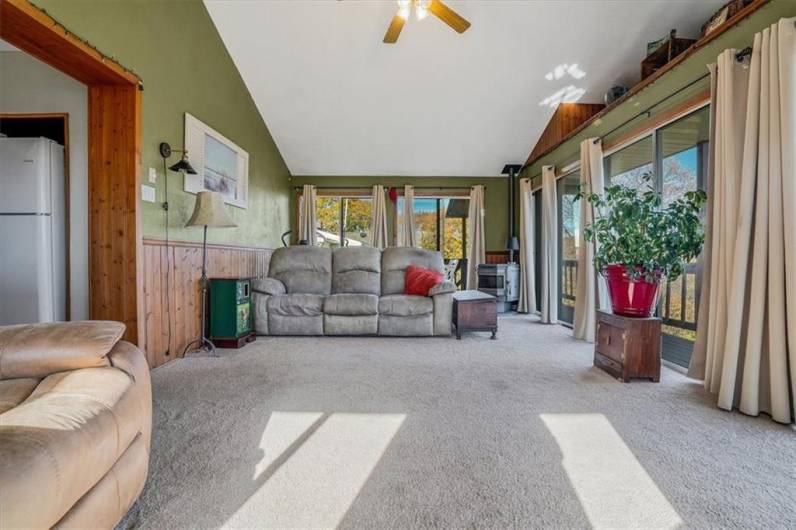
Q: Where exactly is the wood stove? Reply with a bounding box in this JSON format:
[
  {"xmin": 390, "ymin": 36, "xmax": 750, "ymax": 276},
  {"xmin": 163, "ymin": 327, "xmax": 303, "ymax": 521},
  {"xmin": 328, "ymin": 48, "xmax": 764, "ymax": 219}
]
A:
[{"xmin": 477, "ymin": 263, "xmax": 520, "ymax": 312}]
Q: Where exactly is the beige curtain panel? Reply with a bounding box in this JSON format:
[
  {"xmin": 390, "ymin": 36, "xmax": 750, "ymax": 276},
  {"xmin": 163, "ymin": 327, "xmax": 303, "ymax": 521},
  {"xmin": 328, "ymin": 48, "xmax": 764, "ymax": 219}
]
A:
[
  {"xmin": 466, "ymin": 185, "xmax": 486, "ymax": 290},
  {"xmin": 400, "ymin": 185, "xmax": 417, "ymax": 247},
  {"xmin": 690, "ymin": 18, "xmax": 796, "ymax": 424},
  {"xmin": 573, "ymin": 138, "xmax": 608, "ymax": 341},
  {"xmin": 518, "ymin": 178, "xmax": 537, "ymax": 313},
  {"xmin": 540, "ymin": 166, "xmax": 558, "ymax": 324},
  {"xmin": 369, "ymin": 185, "xmax": 389, "ymax": 249},
  {"xmin": 298, "ymin": 184, "xmax": 317, "ymax": 245}
]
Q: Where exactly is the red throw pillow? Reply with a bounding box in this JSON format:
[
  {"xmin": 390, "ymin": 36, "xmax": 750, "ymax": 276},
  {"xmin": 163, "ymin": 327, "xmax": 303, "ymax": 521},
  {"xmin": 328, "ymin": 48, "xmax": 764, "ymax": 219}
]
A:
[{"xmin": 404, "ymin": 265, "xmax": 444, "ymax": 296}]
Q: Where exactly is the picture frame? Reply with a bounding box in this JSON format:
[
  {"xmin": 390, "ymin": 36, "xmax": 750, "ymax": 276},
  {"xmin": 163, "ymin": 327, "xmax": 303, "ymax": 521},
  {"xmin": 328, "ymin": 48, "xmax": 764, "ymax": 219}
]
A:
[{"xmin": 183, "ymin": 112, "xmax": 249, "ymax": 209}]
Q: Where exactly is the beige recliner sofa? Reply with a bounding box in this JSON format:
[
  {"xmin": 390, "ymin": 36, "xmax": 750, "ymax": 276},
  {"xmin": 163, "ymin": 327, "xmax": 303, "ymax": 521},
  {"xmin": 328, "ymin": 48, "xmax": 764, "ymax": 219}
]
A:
[{"xmin": 0, "ymin": 320, "xmax": 151, "ymax": 529}]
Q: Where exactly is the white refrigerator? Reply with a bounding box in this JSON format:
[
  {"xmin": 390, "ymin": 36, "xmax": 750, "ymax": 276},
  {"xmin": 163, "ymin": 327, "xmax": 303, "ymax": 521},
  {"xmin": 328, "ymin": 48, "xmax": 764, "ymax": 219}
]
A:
[{"xmin": 0, "ymin": 137, "xmax": 66, "ymax": 325}]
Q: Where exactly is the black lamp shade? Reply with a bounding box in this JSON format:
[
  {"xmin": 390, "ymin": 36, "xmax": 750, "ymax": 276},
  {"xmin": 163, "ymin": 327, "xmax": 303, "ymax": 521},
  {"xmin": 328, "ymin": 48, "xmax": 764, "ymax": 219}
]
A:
[{"xmin": 168, "ymin": 157, "xmax": 197, "ymax": 174}]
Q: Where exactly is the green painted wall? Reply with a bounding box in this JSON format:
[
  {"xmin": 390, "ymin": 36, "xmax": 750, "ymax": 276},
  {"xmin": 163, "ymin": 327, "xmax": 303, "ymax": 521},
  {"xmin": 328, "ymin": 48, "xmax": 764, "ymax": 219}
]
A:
[
  {"xmin": 521, "ymin": 0, "xmax": 795, "ymax": 185},
  {"xmin": 32, "ymin": 0, "xmax": 291, "ymax": 248},
  {"xmin": 290, "ymin": 176, "xmax": 510, "ymax": 251}
]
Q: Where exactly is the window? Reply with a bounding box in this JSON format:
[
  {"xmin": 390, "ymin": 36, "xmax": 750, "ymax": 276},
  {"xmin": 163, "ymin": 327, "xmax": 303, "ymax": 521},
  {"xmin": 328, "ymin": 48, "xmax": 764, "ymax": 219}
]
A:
[
  {"xmin": 601, "ymin": 105, "xmax": 710, "ymax": 367},
  {"xmin": 313, "ymin": 195, "xmax": 372, "ymax": 247},
  {"xmin": 396, "ymin": 196, "xmax": 469, "ymax": 260},
  {"xmin": 655, "ymin": 106, "xmax": 709, "ymax": 367},
  {"xmin": 533, "ymin": 188, "xmax": 543, "ymax": 313},
  {"xmin": 557, "ymin": 172, "xmax": 581, "ymax": 325},
  {"xmin": 604, "ymin": 136, "xmax": 654, "ymax": 192}
]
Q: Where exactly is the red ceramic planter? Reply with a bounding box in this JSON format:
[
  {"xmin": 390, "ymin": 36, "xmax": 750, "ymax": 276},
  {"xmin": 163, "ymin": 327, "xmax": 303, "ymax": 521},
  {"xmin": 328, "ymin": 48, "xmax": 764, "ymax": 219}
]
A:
[{"xmin": 603, "ymin": 264, "xmax": 660, "ymax": 318}]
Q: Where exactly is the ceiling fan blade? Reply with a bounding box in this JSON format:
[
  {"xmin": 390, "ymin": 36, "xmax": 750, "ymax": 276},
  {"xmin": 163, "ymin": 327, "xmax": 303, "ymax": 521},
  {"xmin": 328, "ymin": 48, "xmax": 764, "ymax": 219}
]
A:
[
  {"xmin": 429, "ymin": 0, "xmax": 470, "ymax": 33},
  {"xmin": 383, "ymin": 14, "xmax": 405, "ymax": 43}
]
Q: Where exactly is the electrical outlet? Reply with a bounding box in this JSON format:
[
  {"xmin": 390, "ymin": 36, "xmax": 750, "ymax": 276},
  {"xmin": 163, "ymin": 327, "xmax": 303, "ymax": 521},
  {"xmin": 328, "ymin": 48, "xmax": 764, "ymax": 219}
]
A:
[
  {"xmin": 148, "ymin": 167, "xmax": 157, "ymax": 183},
  {"xmin": 141, "ymin": 184, "xmax": 156, "ymax": 203}
]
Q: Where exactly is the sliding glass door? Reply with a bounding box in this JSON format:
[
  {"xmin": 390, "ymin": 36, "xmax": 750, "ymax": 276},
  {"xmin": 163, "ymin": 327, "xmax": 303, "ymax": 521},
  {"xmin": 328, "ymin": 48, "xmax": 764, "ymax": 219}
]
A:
[
  {"xmin": 655, "ymin": 105, "xmax": 709, "ymax": 367},
  {"xmin": 396, "ymin": 195, "xmax": 469, "ymax": 287},
  {"xmin": 602, "ymin": 105, "xmax": 710, "ymax": 367},
  {"xmin": 557, "ymin": 172, "xmax": 580, "ymax": 324}
]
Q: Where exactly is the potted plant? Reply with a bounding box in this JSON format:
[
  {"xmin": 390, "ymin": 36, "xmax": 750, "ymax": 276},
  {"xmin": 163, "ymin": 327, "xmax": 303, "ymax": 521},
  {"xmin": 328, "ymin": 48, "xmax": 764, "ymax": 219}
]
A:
[{"xmin": 576, "ymin": 174, "xmax": 706, "ymax": 317}]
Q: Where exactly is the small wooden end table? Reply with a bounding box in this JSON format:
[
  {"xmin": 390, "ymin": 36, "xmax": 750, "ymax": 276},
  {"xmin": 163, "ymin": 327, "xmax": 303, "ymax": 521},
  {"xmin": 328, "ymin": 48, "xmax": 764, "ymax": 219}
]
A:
[
  {"xmin": 452, "ymin": 290, "xmax": 498, "ymax": 340},
  {"xmin": 595, "ymin": 310, "xmax": 661, "ymax": 382}
]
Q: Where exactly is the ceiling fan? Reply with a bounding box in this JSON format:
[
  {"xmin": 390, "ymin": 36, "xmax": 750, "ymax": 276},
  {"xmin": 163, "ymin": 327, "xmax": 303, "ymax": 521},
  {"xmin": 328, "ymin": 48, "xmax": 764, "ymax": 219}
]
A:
[{"xmin": 383, "ymin": 0, "xmax": 470, "ymax": 44}]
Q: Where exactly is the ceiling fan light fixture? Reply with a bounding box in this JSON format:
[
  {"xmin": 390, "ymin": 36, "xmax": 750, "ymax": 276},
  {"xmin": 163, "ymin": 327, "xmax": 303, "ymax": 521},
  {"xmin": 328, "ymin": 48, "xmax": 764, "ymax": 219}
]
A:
[
  {"xmin": 397, "ymin": 0, "xmax": 410, "ymax": 20},
  {"xmin": 415, "ymin": 5, "xmax": 428, "ymax": 20}
]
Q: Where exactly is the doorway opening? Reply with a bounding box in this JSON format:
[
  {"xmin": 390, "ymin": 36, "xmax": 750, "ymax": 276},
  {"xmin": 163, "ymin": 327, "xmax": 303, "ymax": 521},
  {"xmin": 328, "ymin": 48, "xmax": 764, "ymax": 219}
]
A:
[{"xmin": 0, "ymin": 113, "xmax": 70, "ymax": 320}]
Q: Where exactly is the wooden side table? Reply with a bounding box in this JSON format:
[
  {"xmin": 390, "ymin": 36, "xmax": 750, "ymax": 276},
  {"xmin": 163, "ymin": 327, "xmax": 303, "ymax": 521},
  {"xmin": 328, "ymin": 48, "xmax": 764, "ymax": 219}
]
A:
[
  {"xmin": 595, "ymin": 310, "xmax": 661, "ymax": 382},
  {"xmin": 452, "ymin": 290, "xmax": 497, "ymax": 340}
]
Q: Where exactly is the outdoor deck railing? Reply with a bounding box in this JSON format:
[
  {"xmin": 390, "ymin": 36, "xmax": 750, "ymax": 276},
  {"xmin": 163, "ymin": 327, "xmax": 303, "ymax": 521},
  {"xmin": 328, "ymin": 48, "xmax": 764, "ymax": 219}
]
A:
[{"xmin": 559, "ymin": 259, "xmax": 699, "ymax": 332}]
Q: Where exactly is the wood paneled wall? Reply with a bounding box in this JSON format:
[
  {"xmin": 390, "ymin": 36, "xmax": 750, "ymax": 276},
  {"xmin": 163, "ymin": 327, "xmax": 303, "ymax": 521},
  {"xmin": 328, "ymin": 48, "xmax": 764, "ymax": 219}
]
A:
[
  {"xmin": 142, "ymin": 239, "xmax": 272, "ymax": 369},
  {"xmin": 526, "ymin": 103, "xmax": 605, "ymax": 165}
]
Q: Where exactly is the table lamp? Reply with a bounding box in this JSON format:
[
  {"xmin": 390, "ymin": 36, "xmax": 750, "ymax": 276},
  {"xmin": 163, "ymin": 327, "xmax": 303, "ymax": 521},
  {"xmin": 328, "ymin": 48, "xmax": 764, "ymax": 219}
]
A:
[{"xmin": 183, "ymin": 191, "xmax": 236, "ymax": 356}]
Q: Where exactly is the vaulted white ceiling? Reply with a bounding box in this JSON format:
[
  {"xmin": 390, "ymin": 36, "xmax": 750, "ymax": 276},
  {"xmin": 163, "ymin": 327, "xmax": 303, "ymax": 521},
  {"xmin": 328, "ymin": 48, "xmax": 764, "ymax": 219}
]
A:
[{"xmin": 205, "ymin": 0, "xmax": 724, "ymax": 176}]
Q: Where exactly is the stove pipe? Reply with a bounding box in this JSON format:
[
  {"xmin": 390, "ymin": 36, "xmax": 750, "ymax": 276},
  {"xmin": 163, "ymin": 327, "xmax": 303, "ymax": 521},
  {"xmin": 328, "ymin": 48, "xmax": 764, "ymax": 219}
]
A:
[{"xmin": 501, "ymin": 164, "xmax": 522, "ymax": 263}]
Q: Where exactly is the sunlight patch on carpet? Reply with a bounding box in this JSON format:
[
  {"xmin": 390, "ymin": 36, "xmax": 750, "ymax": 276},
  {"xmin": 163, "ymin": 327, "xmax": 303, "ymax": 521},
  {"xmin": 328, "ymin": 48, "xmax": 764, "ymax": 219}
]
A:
[
  {"xmin": 541, "ymin": 413, "xmax": 682, "ymax": 530},
  {"xmin": 225, "ymin": 412, "xmax": 405, "ymax": 529}
]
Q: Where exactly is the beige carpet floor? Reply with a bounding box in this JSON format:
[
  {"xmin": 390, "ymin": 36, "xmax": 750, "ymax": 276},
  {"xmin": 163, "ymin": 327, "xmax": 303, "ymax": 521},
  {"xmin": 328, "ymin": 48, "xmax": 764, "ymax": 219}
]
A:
[{"xmin": 122, "ymin": 314, "xmax": 796, "ymax": 529}]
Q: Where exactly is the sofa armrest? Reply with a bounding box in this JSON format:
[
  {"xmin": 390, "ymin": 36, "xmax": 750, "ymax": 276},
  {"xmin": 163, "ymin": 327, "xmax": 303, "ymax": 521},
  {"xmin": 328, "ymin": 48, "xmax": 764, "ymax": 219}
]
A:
[
  {"xmin": 251, "ymin": 277, "xmax": 286, "ymax": 296},
  {"xmin": 0, "ymin": 321, "xmax": 124, "ymax": 379},
  {"xmin": 429, "ymin": 280, "xmax": 456, "ymax": 297}
]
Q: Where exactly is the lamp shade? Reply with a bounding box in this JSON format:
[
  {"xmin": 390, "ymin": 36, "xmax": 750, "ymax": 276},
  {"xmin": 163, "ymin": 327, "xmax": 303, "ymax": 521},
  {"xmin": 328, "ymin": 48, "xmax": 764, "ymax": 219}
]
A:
[
  {"xmin": 168, "ymin": 157, "xmax": 197, "ymax": 174},
  {"xmin": 507, "ymin": 236, "xmax": 520, "ymax": 251},
  {"xmin": 186, "ymin": 191, "xmax": 237, "ymax": 228}
]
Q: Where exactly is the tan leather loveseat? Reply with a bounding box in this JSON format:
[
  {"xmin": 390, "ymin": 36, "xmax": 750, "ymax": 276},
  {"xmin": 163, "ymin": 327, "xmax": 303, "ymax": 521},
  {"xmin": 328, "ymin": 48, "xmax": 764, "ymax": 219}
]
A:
[{"xmin": 0, "ymin": 321, "xmax": 151, "ymax": 529}]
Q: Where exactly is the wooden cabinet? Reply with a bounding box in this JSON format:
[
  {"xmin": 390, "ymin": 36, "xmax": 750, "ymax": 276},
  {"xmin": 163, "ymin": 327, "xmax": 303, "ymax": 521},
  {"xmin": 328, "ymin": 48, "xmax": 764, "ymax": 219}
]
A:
[
  {"xmin": 452, "ymin": 290, "xmax": 498, "ymax": 340},
  {"xmin": 595, "ymin": 310, "xmax": 661, "ymax": 382},
  {"xmin": 209, "ymin": 278, "xmax": 255, "ymax": 348}
]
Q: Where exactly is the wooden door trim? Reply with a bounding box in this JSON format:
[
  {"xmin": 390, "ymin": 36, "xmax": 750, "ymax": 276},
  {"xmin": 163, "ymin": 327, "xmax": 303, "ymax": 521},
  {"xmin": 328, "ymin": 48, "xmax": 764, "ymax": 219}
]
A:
[{"xmin": 1, "ymin": 0, "xmax": 144, "ymax": 346}]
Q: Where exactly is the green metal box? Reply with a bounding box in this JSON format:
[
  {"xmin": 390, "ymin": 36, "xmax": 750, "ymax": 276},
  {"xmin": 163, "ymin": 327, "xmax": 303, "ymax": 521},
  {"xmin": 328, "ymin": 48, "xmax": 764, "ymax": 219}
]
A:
[{"xmin": 209, "ymin": 278, "xmax": 252, "ymax": 340}]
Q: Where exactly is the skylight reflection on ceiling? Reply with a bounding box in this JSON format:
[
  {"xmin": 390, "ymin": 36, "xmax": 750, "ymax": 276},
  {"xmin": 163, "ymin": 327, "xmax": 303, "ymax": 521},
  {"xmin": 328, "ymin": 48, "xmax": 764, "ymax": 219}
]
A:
[{"xmin": 539, "ymin": 85, "xmax": 587, "ymax": 108}]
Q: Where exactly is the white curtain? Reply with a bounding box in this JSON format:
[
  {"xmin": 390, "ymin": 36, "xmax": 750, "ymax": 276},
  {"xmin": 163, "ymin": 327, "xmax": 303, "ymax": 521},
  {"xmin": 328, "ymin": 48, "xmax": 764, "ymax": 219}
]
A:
[
  {"xmin": 518, "ymin": 178, "xmax": 537, "ymax": 313},
  {"xmin": 573, "ymin": 138, "xmax": 609, "ymax": 341},
  {"xmin": 298, "ymin": 184, "xmax": 317, "ymax": 245},
  {"xmin": 466, "ymin": 185, "xmax": 486, "ymax": 290},
  {"xmin": 690, "ymin": 18, "xmax": 796, "ymax": 424},
  {"xmin": 540, "ymin": 166, "xmax": 558, "ymax": 324},
  {"xmin": 399, "ymin": 185, "xmax": 417, "ymax": 247},
  {"xmin": 369, "ymin": 185, "xmax": 389, "ymax": 249}
]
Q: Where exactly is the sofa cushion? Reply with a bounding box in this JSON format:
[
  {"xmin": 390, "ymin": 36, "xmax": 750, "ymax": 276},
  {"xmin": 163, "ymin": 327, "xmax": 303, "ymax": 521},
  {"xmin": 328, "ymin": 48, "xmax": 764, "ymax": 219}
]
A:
[
  {"xmin": 0, "ymin": 377, "xmax": 39, "ymax": 414},
  {"xmin": 379, "ymin": 294, "xmax": 434, "ymax": 316},
  {"xmin": 267, "ymin": 294, "xmax": 325, "ymax": 317},
  {"xmin": 324, "ymin": 314, "xmax": 378, "ymax": 336},
  {"xmin": 378, "ymin": 314, "xmax": 434, "ymax": 336},
  {"xmin": 268, "ymin": 314, "xmax": 324, "ymax": 336},
  {"xmin": 332, "ymin": 247, "xmax": 381, "ymax": 295},
  {"xmin": 0, "ymin": 366, "xmax": 139, "ymax": 529},
  {"xmin": 268, "ymin": 246, "xmax": 332, "ymax": 295},
  {"xmin": 381, "ymin": 247, "xmax": 444, "ymax": 295},
  {"xmin": 0, "ymin": 320, "xmax": 124, "ymax": 380},
  {"xmin": 324, "ymin": 294, "xmax": 379, "ymax": 316}
]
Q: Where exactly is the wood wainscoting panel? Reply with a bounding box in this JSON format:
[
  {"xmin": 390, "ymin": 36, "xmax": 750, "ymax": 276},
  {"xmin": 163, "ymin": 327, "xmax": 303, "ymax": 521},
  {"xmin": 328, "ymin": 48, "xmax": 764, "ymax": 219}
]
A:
[
  {"xmin": 485, "ymin": 251, "xmax": 509, "ymax": 264},
  {"xmin": 142, "ymin": 239, "xmax": 273, "ymax": 368}
]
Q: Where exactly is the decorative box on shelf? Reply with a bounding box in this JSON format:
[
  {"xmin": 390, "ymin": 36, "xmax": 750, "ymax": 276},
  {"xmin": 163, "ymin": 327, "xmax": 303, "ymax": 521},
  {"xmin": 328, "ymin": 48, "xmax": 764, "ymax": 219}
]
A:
[
  {"xmin": 208, "ymin": 278, "xmax": 256, "ymax": 349},
  {"xmin": 641, "ymin": 29, "xmax": 696, "ymax": 80},
  {"xmin": 594, "ymin": 310, "xmax": 661, "ymax": 383}
]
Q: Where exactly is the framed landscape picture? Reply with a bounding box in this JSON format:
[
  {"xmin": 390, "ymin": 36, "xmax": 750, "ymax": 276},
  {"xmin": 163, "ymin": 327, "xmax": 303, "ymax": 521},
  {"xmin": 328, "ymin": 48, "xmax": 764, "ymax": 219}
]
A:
[{"xmin": 183, "ymin": 113, "xmax": 249, "ymax": 209}]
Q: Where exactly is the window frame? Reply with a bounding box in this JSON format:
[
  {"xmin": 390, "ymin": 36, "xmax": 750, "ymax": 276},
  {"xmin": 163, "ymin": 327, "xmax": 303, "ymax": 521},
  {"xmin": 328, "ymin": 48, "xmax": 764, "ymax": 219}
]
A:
[{"xmin": 393, "ymin": 191, "xmax": 470, "ymax": 260}]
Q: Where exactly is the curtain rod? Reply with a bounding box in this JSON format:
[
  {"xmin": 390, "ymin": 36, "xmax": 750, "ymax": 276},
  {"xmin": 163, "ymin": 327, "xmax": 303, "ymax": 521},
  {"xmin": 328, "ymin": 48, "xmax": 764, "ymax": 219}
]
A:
[
  {"xmin": 292, "ymin": 185, "xmax": 483, "ymax": 190},
  {"xmin": 591, "ymin": 46, "xmax": 753, "ymax": 146}
]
